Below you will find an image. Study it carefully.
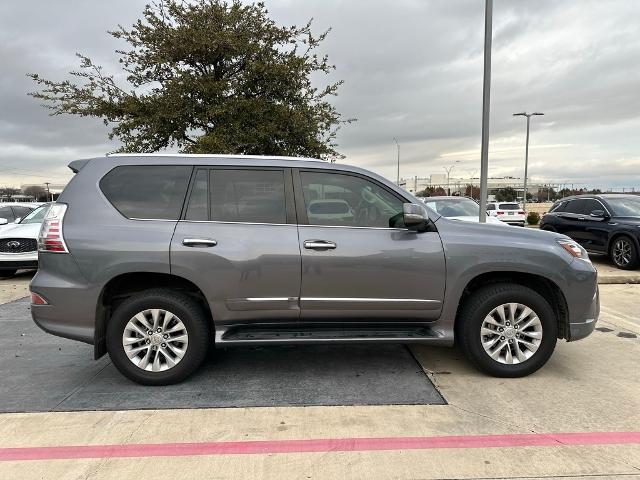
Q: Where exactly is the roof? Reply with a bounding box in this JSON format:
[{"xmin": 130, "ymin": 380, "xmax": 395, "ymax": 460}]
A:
[{"xmin": 554, "ymin": 193, "xmax": 639, "ymax": 202}]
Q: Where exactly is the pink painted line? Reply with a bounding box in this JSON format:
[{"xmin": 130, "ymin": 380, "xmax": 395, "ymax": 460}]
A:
[{"xmin": 1, "ymin": 431, "xmax": 639, "ymax": 462}]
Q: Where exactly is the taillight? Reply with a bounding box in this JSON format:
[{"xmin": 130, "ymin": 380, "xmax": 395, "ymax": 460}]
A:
[
  {"xmin": 497, "ymin": 211, "xmax": 504, "ymax": 215},
  {"xmin": 38, "ymin": 203, "xmax": 69, "ymax": 253},
  {"xmin": 519, "ymin": 210, "xmax": 525, "ymax": 215},
  {"xmin": 30, "ymin": 292, "xmax": 48, "ymax": 305}
]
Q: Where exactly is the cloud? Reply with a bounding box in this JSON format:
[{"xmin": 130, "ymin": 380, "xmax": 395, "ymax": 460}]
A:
[{"xmin": 1, "ymin": 0, "xmax": 639, "ymax": 189}]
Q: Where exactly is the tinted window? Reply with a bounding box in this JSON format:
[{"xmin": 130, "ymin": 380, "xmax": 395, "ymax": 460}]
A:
[
  {"xmin": 300, "ymin": 171, "xmax": 404, "ymax": 228},
  {"xmin": 499, "ymin": 203, "xmax": 519, "ymax": 210},
  {"xmin": 210, "ymin": 169, "xmax": 286, "ymax": 224},
  {"xmin": 605, "ymin": 196, "xmax": 640, "ymax": 216},
  {"xmin": 100, "ymin": 165, "xmax": 192, "ymax": 219},
  {"xmin": 564, "ymin": 199, "xmax": 587, "ymax": 215},
  {"xmin": 0, "ymin": 206, "xmax": 15, "ymax": 222},
  {"xmin": 549, "ymin": 201, "xmax": 565, "ymax": 212},
  {"xmin": 185, "ymin": 169, "xmax": 208, "ymax": 221},
  {"xmin": 582, "ymin": 199, "xmax": 603, "ymax": 216},
  {"xmin": 486, "ymin": 204, "xmax": 496, "ymax": 211}
]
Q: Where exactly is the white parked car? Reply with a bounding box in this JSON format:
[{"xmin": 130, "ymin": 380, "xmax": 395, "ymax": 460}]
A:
[
  {"xmin": 423, "ymin": 196, "xmax": 507, "ymax": 225},
  {"xmin": 487, "ymin": 202, "xmax": 526, "ymax": 226},
  {"xmin": 0, "ymin": 203, "xmax": 51, "ymax": 278}
]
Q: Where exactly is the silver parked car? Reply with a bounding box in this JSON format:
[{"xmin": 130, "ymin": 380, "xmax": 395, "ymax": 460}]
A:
[{"xmin": 30, "ymin": 155, "xmax": 599, "ymax": 385}]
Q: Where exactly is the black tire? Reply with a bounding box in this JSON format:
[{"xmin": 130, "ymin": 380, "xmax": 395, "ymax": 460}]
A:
[
  {"xmin": 106, "ymin": 289, "xmax": 210, "ymax": 385},
  {"xmin": 609, "ymin": 235, "xmax": 639, "ymax": 270},
  {"xmin": 0, "ymin": 270, "xmax": 17, "ymax": 278},
  {"xmin": 456, "ymin": 283, "xmax": 558, "ymax": 377}
]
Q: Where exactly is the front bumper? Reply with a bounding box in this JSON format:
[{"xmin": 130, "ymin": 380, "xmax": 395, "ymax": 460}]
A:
[
  {"xmin": 0, "ymin": 252, "xmax": 38, "ymax": 270},
  {"xmin": 568, "ymin": 285, "xmax": 599, "ymax": 342}
]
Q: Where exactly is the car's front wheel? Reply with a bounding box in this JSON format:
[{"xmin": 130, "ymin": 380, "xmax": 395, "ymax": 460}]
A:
[
  {"xmin": 457, "ymin": 283, "xmax": 558, "ymax": 377},
  {"xmin": 106, "ymin": 289, "xmax": 210, "ymax": 385},
  {"xmin": 609, "ymin": 235, "xmax": 639, "ymax": 270}
]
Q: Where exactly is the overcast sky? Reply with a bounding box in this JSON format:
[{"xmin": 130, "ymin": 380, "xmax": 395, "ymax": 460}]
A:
[{"xmin": 1, "ymin": 0, "xmax": 639, "ymax": 189}]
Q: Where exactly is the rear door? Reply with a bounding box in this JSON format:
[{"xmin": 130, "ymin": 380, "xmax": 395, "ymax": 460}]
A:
[
  {"xmin": 580, "ymin": 198, "xmax": 610, "ymax": 252},
  {"xmin": 171, "ymin": 167, "xmax": 301, "ymax": 330},
  {"xmin": 294, "ymin": 169, "xmax": 445, "ymax": 323},
  {"xmin": 555, "ymin": 199, "xmax": 587, "ymax": 243}
]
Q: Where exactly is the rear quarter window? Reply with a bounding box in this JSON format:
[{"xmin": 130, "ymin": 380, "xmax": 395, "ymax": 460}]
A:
[{"xmin": 100, "ymin": 165, "xmax": 192, "ymax": 219}]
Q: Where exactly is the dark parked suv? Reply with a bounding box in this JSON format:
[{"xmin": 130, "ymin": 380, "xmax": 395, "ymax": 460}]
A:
[
  {"xmin": 540, "ymin": 194, "xmax": 640, "ymax": 270},
  {"xmin": 30, "ymin": 155, "xmax": 599, "ymax": 385}
]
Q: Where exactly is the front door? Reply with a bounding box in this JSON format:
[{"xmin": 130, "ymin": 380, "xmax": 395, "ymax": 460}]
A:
[
  {"xmin": 294, "ymin": 169, "xmax": 446, "ymax": 322},
  {"xmin": 171, "ymin": 167, "xmax": 301, "ymax": 333}
]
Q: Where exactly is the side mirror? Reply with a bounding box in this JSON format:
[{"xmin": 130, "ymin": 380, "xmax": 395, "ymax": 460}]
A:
[
  {"xmin": 403, "ymin": 203, "xmax": 429, "ymax": 230},
  {"xmin": 0, "ymin": 218, "xmax": 7, "ymax": 226},
  {"xmin": 590, "ymin": 209, "xmax": 608, "ymax": 219}
]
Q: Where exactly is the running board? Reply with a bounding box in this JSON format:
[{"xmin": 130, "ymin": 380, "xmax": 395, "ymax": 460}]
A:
[{"xmin": 218, "ymin": 326, "xmax": 445, "ymax": 346}]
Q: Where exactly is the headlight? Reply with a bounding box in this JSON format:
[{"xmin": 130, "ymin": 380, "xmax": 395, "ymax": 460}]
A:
[{"xmin": 557, "ymin": 239, "xmax": 590, "ymax": 262}]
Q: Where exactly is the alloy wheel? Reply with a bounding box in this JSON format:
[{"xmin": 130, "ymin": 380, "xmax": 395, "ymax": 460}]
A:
[
  {"xmin": 122, "ymin": 308, "xmax": 189, "ymax": 372},
  {"xmin": 480, "ymin": 303, "xmax": 543, "ymax": 365},
  {"xmin": 612, "ymin": 238, "xmax": 632, "ymax": 267}
]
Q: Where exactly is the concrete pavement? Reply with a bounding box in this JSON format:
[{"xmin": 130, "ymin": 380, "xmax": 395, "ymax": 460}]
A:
[{"xmin": 0, "ymin": 279, "xmax": 638, "ymax": 478}]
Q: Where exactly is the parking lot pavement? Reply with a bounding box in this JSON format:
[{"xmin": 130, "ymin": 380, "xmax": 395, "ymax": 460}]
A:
[
  {"xmin": 0, "ymin": 297, "xmax": 443, "ymax": 412},
  {"xmin": 0, "ymin": 283, "xmax": 639, "ymax": 479},
  {"xmin": 0, "ymin": 269, "xmax": 31, "ymax": 303}
]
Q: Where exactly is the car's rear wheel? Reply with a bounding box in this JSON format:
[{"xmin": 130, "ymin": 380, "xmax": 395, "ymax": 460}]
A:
[
  {"xmin": 456, "ymin": 283, "xmax": 557, "ymax": 377},
  {"xmin": 106, "ymin": 289, "xmax": 210, "ymax": 385},
  {"xmin": 0, "ymin": 269, "xmax": 17, "ymax": 278},
  {"xmin": 609, "ymin": 235, "xmax": 639, "ymax": 270}
]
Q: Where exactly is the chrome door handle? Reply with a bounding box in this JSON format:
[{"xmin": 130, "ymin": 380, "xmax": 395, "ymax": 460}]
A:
[
  {"xmin": 182, "ymin": 238, "xmax": 217, "ymax": 247},
  {"xmin": 304, "ymin": 240, "xmax": 336, "ymax": 250}
]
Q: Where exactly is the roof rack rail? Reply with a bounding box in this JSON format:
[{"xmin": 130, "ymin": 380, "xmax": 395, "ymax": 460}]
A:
[{"xmin": 105, "ymin": 153, "xmax": 326, "ymax": 162}]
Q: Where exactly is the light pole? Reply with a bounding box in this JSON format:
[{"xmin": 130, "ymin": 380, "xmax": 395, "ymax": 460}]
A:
[
  {"xmin": 444, "ymin": 161, "xmax": 460, "ymax": 196},
  {"xmin": 44, "ymin": 182, "xmax": 51, "ymax": 201},
  {"xmin": 393, "ymin": 137, "xmax": 400, "ymax": 185},
  {"xmin": 479, "ymin": 0, "xmax": 493, "ymax": 223},
  {"xmin": 513, "ymin": 112, "xmax": 544, "ymax": 213}
]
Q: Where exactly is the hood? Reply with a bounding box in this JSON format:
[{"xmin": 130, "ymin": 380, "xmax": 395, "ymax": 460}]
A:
[
  {"xmin": 446, "ymin": 215, "xmax": 507, "ymax": 226},
  {"xmin": 0, "ymin": 222, "xmax": 42, "ymax": 239},
  {"xmin": 435, "ymin": 214, "xmax": 565, "ymax": 242}
]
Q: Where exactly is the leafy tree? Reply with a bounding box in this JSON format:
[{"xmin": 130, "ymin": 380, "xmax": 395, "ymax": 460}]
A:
[
  {"xmin": 417, "ymin": 186, "xmax": 447, "ymax": 197},
  {"xmin": 464, "ymin": 184, "xmax": 480, "ymax": 199},
  {"xmin": 0, "ymin": 187, "xmax": 20, "ymax": 198},
  {"xmin": 23, "ymin": 185, "xmax": 47, "ymax": 201},
  {"xmin": 495, "ymin": 187, "xmax": 517, "ymax": 202},
  {"xmin": 28, "ymin": 0, "xmax": 352, "ymax": 159}
]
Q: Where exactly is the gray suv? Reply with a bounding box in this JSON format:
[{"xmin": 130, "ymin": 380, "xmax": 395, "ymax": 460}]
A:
[{"xmin": 30, "ymin": 155, "xmax": 599, "ymax": 385}]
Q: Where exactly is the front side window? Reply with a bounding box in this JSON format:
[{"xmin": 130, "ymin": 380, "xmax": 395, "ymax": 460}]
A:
[
  {"xmin": 100, "ymin": 165, "xmax": 192, "ymax": 219},
  {"xmin": 210, "ymin": 169, "xmax": 286, "ymax": 224},
  {"xmin": 582, "ymin": 199, "xmax": 604, "ymax": 216},
  {"xmin": 299, "ymin": 171, "xmax": 404, "ymax": 228},
  {"xmin": 564, "ymin": 199, "xmax": 586, "ymax": 215}
]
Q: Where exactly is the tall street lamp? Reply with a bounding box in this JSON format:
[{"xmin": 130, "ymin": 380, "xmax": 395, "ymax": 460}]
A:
[
  {"xmin": 393, "ymin": 137, "xmax": 400, "ymax": 185},
  {"xmin": 478, "ymin": 0, "xmax": 493, "ymax": 222},
  {"xmin": 444, "ymin": 160, "xmax": 460, "ymax": 196},
  {"xmin": 513, "ymin": 112, "xmax": 544, "ymax": 213}
]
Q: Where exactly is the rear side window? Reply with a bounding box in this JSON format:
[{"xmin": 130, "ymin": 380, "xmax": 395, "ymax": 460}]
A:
[
  {"xmin": 582, "ymin": 199, "xmax": 603, "ymax": 215},
  {"xmin": 499, "ymin": 203, "xmax": 519, "ymax": 210},
  {"xmin": 563, "ymin": 199, "xmax": 586, "ymax": 214},
  {"xmin": 486, "ymin": 204, "xmax": 496, "ymax": 211},
  {"xmin": 100, "ymin": 165, "xmax": 192, "ymax": 219},
  {"xmin": 210, "ymin": 169, "xmax": 286, "ymax": 224}
]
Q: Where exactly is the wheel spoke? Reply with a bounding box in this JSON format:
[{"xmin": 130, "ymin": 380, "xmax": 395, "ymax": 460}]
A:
[
  {"xmin": 161, "ymin": 311, "xmax": 174, "ymax": 331},
  {"xmin": 126, "ymin": 344, "xmax": 148, "ymax": 358},
  {"xmin": 508, "ymin": 303, "xmax": 518, "ymax": 323},
  {"xmin": 151, "ymin": 309, "xmax": 161, "ymax": 331},
  {"xmin": 138, "ymin": 348, "xmax": 153, "ymax": 370},
  {"xmin": 134, "ymin": 312, "xmax": 153, "ymax": 331},
  {"xmin": 515, "ymin": 307, "xmax": 532, "ymax": 324},
  {"xmin": 512, "ymin": 340, "xmax": 527, "ymax": 362}
]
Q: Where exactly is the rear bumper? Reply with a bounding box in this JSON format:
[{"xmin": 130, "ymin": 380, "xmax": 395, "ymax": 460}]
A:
[{"xmin": 568, "ymin": 285, "xmax": 599, "ymax": 342}]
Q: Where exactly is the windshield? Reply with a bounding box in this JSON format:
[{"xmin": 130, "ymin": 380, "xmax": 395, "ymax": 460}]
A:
[
  {"xmin": 19, "ymin": 204, "xmax": 50, "ymax": 224},
  {"xmin": 425, "ymin": 198, "xmax": 479, "ymax": 217},
  {"xmin": 605, "ymin": 196, "xmax": 640, "ymax": 216}
]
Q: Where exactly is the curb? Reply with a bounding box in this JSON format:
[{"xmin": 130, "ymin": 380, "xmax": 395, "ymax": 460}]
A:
[{"xmin": 598, "ymin": 275, "xmax": 640, "ymax": 285}]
